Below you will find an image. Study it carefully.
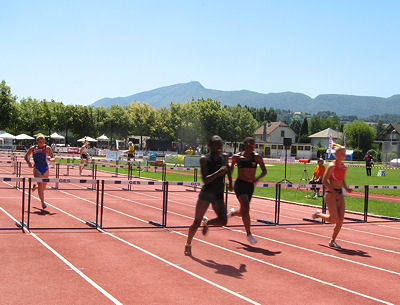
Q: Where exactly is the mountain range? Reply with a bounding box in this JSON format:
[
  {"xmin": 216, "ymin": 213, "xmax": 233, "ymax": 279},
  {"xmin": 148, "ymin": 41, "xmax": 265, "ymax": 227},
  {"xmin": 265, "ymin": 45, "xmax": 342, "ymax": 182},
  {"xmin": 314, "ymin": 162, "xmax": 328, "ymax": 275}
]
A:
[{"xmin": 92, "ymin": 81, "xmax": 400, "ymax": 117}]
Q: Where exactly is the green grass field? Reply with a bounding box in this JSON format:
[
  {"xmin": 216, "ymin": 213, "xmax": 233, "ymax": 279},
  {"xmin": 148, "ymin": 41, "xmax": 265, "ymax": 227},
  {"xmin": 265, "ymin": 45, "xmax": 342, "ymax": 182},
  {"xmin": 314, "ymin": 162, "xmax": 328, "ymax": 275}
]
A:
[{"xmin": 56, "ymin": 159, "xmax": 400, "ymax": 219}]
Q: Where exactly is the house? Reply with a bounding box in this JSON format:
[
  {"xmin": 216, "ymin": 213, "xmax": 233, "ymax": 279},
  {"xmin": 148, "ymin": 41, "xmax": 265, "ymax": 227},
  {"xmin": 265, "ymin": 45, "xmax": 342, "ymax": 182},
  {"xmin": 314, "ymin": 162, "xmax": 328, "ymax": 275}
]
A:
[
  {"xmin": 308, "ymin": 128, "xmax": 342, "ymax": 147},
  {"xmin": 375, "ymin": 123, "xmax": 400, "ymax": 162},
  {"xmin": 224, "ymin": 121, "xmax": 313, "ymax": 159},
  {"xmin": 254, "ymin": 121, "xmax": 296, "ymax": 144}
]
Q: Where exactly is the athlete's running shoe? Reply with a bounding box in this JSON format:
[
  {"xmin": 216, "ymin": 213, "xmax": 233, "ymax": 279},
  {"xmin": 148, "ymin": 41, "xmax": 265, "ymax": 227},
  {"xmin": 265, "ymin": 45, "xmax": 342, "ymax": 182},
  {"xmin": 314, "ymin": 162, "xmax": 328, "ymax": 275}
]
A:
[
  {"xmin": 41, "ymin": 202, "xmax": 47, "ymax": 209},
  {"xmin": 184, "ymin": 244, "xmax": 192, "ymax": 256},
  {"xmin": 312, "ymin": 209, "xmax": 321, "ymax": 220},
  {"xmin": 227, "ymin": 208, "xmax": 235, "ymax": 217},
  {"xmin": 246, "ymin": 234, "xmax": 257, "ymax": 244},
  {"xmin": 202, "ymin": 216, "xmax": 209, "ymax": 235},
  {"xmin": 329, "ymin": 241, "xmax": 341, "ymax": 248}
]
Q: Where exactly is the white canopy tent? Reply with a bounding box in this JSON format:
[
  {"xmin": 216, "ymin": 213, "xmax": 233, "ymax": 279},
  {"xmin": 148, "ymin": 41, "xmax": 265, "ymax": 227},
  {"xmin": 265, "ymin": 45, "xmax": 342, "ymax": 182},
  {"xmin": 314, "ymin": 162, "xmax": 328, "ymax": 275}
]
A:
[
  {"xmin": 96, "ymin": 134, "xmax": 109, "ymax": 141},
  {"xmin": 0, "ymin": 132, "xmax": 16, "ymax": 139},
  {"xmin": 77, "ymin": 136, "xmax": 98, "ymax": 142},
  {"xmin": 50, "ymin": 132, "xmax": 65, "ymax": 140},
  {"xmin": 15, "ymin": 134, "xmax": 34, "ymax": 140}
]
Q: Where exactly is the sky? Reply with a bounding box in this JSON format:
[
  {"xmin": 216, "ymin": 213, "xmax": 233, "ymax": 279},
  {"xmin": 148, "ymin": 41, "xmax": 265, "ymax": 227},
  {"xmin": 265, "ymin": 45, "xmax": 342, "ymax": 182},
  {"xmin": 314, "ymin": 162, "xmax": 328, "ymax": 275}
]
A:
[{"xmin": 1, "ymin": 0, "xmax": 400, "ymax": 106}]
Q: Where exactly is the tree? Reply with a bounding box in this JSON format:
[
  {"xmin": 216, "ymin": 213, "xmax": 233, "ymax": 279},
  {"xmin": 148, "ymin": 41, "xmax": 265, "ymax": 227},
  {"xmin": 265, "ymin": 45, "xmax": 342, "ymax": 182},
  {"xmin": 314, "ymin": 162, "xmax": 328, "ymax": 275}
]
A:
[
  {"xmin": 127, "ymin": 102, "xmax": 156, "ymax": 148},
  {"xmin": 224, "ymin": 106, "xmax": 258, "ymax": 153},
  {"xmin": 106, "ymin": 105, "xmax": 130, "ymax": 140},
  {"xmin": 0, "ymin": 80, "xmax": 17, "ymax": 130},
  {"xmin": 375, "ymin": 119, "xmax": 385, "ymax": 139},
  {"xmin": 8, "ymin": 102, "xmax": 21, "ymax": 134},
  {"xmin": 309, "ymin": 117, "xmax": 322, "ymax": 134},
  {"xmin": 18, "ymin": 97, "xmax": 41, "ymax": 136},
  {"xmin": 196, "ymin": 98, "xmax": 225, "ymax": 143},
  {"xmin": 72, "ymin": 105, "xmax": 94, "ymax": 138},
  {"xmin": 39, "ymin": 99, "xmax": 59, "ymax": 136},
  {"xmin": 343, "ymin": 121, "xmax": 376, "ymax": 153},
  {"xmin": 290, "ymin": 119, "xmax": 301, "ymax": 142},
  {"xmin": 298, "ymin": 118, "xmax": 310, "ymax": 143},
  {"xmin": 151, "ymin": 107, "xmax": 174, "ymax": 140},
  {"xmin": 57, "ymin": 104, "xmax": 74, "ymax": 145}
]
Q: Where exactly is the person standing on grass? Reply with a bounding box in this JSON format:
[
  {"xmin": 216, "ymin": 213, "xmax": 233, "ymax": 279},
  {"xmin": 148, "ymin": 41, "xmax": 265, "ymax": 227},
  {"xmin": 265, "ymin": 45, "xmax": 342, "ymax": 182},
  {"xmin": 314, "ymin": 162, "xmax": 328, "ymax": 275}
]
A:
[
  {"xmin": 309, "ymin": 158, "xmax": 326, "ymax": 197},
  {"xmin": 228, "ymin": 137, "xmax": 267, "ymax": 244},
  {"xmin": 127, "ymin": 141, "xmax": 135, "ymax": 161},
  {"xmin": 185, "ymin": 135, "xmax": 233, "ymax": 256},
  {"xmin": 24, "ymin": 133, "xmax": 55, "ymax": 209},
  {"xmin": 364, "ymin": 152, "xmax": 374, "ymax": 176},
  {"xmin": 79, "ymin": 140, "xmax": 90, "ymax": 175},
  {"xmin": 312, "ymin": 143, "xmax": 352, "ymax": 248}
]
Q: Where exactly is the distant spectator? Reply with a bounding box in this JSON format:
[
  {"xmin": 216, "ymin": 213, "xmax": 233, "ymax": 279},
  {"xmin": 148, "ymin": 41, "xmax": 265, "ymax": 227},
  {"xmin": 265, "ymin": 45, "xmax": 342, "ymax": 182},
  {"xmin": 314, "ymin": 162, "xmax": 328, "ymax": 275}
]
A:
[
  {"xmin": 127, "ymin": 141, "xmax": 135, "ymax": 161},
  {"xmin": 309, "ymin": 158, "xmax": 326, "ymax": 197},
  {"xmin": 364, "ymin": 152, "xmax": 374, "ymax": 176},
  {"xmin": 185, "ymin": 147, "xmax": 194, "ymax": 155}
]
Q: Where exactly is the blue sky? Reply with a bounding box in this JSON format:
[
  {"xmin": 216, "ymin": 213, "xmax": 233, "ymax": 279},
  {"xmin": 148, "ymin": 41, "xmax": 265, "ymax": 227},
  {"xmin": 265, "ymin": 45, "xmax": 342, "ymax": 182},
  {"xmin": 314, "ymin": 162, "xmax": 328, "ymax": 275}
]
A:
[{"xmin": 1, "ymin": 0, "xmax": 399, "ymax": 105}]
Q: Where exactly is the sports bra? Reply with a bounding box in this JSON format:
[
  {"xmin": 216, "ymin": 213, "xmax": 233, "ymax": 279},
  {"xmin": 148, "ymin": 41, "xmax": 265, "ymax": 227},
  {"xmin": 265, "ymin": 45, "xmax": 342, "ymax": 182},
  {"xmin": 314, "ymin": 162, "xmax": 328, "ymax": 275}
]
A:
[
  {"xmin": 237, "ymin": 152, "xmax": 257, "ymax": 168},
  {"xmin": 329, "ymin": 160, "xmax": 347, "ymax": 182}
]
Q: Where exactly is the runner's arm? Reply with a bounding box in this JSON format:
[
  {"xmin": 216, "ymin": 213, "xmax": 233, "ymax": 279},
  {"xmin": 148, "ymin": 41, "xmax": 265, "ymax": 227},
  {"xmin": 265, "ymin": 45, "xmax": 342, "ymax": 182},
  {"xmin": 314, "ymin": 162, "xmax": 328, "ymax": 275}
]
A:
[
  {"xmin": 322, "ymin": 164, "xmax": 335, "ymax": 192},
  {"xmin": 200, "ymin": 156, "xmax": 226, "ymax": 184},
  {"xmin": 224, "ymin": 154, "xmax": 233, "ymax": 190},
  {"xmin": 47, "ymin": 146, "xmax": 55, "ymax": 162},
  {"xmin": 24, "ymin": 147, "xmax": 34, "ymax": 168},
  {"xmin": 254, "ymin": 154, "xmax": 267, "ymax": 183}
]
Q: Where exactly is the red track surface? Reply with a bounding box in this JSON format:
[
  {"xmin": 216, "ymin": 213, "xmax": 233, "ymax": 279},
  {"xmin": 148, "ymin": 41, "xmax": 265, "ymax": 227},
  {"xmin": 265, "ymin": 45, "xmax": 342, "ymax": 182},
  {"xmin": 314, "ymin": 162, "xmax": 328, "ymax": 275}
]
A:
[{"xmin": 0, "ymin": 159, "xmax": 399, "ymax": 304}]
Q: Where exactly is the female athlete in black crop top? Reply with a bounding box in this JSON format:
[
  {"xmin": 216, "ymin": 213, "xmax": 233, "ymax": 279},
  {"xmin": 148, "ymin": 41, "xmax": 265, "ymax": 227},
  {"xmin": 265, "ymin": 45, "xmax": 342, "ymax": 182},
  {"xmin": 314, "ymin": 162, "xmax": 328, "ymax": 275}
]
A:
[
  {"xmin": 229, "ymin": 137, "xmax": 267, "ymax": 244},
  {"xmin": 185, "ymin": 135, "xmax": 233, "ymax": 256}
]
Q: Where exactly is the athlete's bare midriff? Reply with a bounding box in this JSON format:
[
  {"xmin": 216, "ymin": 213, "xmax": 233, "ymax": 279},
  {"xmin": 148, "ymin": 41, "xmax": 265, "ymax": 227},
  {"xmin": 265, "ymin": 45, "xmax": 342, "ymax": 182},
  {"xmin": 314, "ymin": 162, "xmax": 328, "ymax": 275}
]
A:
[{"xmin": 237, "ymin": 167, "xmax": 257, "ymax": 183}]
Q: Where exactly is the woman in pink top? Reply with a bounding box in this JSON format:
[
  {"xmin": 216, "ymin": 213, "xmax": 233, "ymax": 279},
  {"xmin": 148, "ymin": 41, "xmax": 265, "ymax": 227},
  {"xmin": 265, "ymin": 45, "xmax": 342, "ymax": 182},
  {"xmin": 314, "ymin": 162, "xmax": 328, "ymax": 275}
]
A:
[{"xmin": 312, "ymin": 143, "xmax": 352, "ymax": 248}]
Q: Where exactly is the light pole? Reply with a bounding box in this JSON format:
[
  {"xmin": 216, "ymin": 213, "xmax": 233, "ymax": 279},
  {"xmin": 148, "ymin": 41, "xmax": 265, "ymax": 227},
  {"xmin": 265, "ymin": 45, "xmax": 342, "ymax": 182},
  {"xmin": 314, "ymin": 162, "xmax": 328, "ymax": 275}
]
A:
[{"xmin": 393, "ymin": 130, "xmax": 398, "ymax": 167}]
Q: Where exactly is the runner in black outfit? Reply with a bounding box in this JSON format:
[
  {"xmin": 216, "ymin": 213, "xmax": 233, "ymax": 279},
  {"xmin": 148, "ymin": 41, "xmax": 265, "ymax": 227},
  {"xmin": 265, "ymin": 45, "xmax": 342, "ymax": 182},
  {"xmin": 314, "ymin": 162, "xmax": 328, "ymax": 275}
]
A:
[
  {"xmin": 184, "ymin": 135, "xmax": 233, "ymax": 256},
  {"xmin": 229, "ymin": 137, "xmax": 267, "ymax": 244}
]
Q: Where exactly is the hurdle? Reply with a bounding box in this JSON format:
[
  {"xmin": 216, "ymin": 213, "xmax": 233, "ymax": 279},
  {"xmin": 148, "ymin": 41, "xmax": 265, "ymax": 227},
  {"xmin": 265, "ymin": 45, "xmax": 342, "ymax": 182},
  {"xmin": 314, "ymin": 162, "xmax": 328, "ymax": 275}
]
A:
[
  {"xmin": 185, "ymin": 168, "xmax": 198, "ymax": 192},
  {"xmin": 25, "ymin": 177, "xmax": 100, "ymax": 231},
  {"xmin": 99, "ymin": 179, "xmax": 166, "ymax": 229},
  {"xmin": 0, "ymin": 177, "xmax": 26, "ymax": 231},
  {"xmin": 257, "ymin": 183, "xmax": 280, "ymax": 225}
]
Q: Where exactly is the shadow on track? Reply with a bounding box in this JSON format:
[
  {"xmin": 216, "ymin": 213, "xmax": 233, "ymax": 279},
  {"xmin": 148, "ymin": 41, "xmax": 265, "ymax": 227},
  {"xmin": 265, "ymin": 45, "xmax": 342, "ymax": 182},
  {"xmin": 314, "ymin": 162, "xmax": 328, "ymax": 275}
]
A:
[
  {"xmin": 31, "ymin": 207, "xmax": 57, "ymax": 216},
  {"xmin": 318, "ymin": 244, "xmax": 371, "ymax": 257},
  {"xmin": 230, "ymin": 240, "xmax": 282, "ymax": 256},
  {"xmin": 190, "ymin": 256, "xmax": 246, "ymax": 278}
]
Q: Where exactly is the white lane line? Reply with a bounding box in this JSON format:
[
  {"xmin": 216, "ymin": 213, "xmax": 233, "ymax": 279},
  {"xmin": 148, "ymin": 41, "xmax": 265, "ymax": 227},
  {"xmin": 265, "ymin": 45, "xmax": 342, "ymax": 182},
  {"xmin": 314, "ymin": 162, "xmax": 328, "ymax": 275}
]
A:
[
  {"xmin": 4, "ymin": 166, "xmax": 400, "ymax": 239},
  {"xmin": 229, "ymin": 226, "xmax": 400, "ymax": 276},
  {"xmin": 170, "ymin": 230, "xmax": 394, "ymax": 305},
  {"xmin": 46, "ymin": 186, "xmax": 398, "ymax": 303},
  {"xmin": 3, "ymin": 190, "xmax": 261, "ymax": 305},
  {"xmin": 83, "ymin": 184, "xmax": 400, "ymax": 275},
  {"xmin": 378, "ymin": 224, "xmax": 400, "ymax": 231},
  {"xmin": 163, "ymin": 185, "xmax": 400, "ymax": 239},
  {"xmin": 0, "ymin": 207, "xmax": 122, "ymax": 305},
  {"xmin": 98, "ymin": 228, "xmax": 260, "ymax": 305},
  {"xmin": 3, "ymin": 169, "xmax": 398, "ymax": 304},
  {"xmin": 342, "ymin": 227, "xmax": 400, "ymax": 240},
  {"xmin": 285, "ymin": 227, "xmax": 400, "ymax": 255}
]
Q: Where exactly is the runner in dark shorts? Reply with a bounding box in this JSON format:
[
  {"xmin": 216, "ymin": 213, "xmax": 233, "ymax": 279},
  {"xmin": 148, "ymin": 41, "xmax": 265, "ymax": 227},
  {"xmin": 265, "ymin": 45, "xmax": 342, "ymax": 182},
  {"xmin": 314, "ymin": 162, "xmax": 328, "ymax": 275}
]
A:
[
  {"xmin": 229, "ymin": 137, "xmax": 267, "ymax": 244},
  {"xmin": 184, "ymin": 135, "xmax": 233, "ymax": 256}
]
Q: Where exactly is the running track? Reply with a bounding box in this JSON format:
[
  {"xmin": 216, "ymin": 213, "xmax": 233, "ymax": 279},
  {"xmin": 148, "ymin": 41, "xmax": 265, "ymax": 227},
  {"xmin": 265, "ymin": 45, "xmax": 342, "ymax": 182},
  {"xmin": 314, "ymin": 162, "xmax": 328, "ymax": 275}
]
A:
[{"xmin": 0, "ymin": 161, "xmax": 399, "ymax": 304}]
